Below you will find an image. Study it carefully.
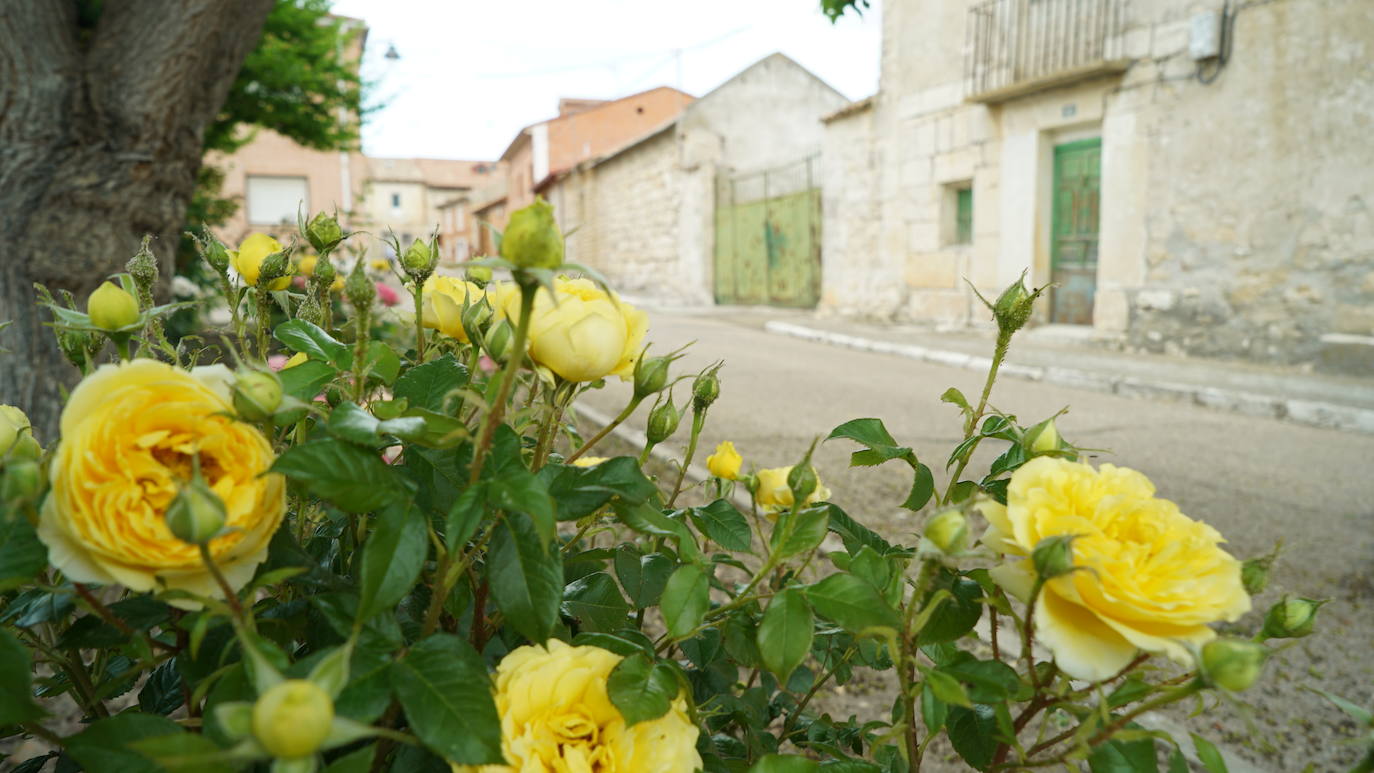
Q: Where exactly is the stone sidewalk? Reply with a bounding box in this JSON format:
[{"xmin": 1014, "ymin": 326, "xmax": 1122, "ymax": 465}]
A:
[{"xmin": 631, "ymin": 303, "xmax": 1374, "ymax": 434}]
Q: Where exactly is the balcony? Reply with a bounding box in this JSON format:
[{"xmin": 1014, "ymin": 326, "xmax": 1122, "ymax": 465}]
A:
[{"xmin": 965, "ymin": 0, "xmax": 1129, "ymax": 103}]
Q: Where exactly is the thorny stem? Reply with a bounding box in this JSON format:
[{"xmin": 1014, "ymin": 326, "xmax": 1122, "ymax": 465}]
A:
[
  {"xmin": 413, "ymin": 283, "xmax": 426, "ymax": 363},
  {"xmin": 941, "ymin": 329, "xmax": 1012, "ymax": 504},
  {"xmin": 199, "ymin": 544, "xmax": 249, "ymax": 630},
  {"xmin": 667, "ymin": 410, "xmax": 707, "ymax": 508},
  {"xmin": 566, "ymin": 396, "xmax": 643, "ymax": 463},
  {"xmin": 899, "ymin": 558, "xmax": 941, "ymax": 770},
  {"xmin": 468, "ymin": 283, "xmax": 535, "ymax": 486},
  {"xmin": 254, "ymin": 288, "xmax": 274, "ymax": 361},
  {"xmin": 353, "ymin": 304, "xmax": 371, "ymax": 403},
  {"xmin": 781, "ymin": 644, "xmax": 859, "ymax": 739}
]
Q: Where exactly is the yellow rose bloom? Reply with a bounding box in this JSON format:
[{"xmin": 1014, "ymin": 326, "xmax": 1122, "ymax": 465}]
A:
[
  {"xmin": 369, "ymin": 258, "xmax": 391, "ymax": 273},
  {"xmin": 38, "ymin": 360, "xmax": 286, "ymax": 604},
  {"xmin": 422, "ymin": 276, "xmax": 488, "ymax": 343},
  {"xmin": 706, "ymin": 441, "xmax": 743, "ymax": 480},
  {"xmin": 753, "ymin": 465, "xmax": 831, "ymax": 513},
  {"xmin": 497, "ymin": 278, "xmax": 648, "ymax": 383},
  {"xmin": 454, "ymin": 640, "xmax": 701, "ymax": 773},
  {"xmin": 233, "ymin": 233, "xmax": 292, "ymax": 291},
  {"xmin": 570, "ymin": 456, "xmax": 608, "ymax": 468},
  {"xmin": 979, "ymin": 457, "xmax": 1251, "ymax": 681},
  {"xmin": 297, "ymin": 254, "xmax": 318, "ymax": 277}
]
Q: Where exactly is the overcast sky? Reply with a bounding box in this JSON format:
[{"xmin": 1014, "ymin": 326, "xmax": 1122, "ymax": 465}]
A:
[{"xmin": 330, "ymin": 0, "xmax": 882, "ymax": 161}]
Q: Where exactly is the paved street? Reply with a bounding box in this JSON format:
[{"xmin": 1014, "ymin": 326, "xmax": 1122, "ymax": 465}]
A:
[{"xmin": 576, "ymin": 309, "xmax": 1374, "ymax": 772}]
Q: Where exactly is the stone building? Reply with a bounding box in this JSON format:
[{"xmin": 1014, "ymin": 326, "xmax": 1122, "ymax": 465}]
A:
[
  {"xmin": 822, "ymin": 0, "xmax": 1374, "ymax": 372},
  {"xmin": 355, "ymin": 157, "xmax": 502, "ymax": 263},
  {"xmin": 541, "ymin": 53, "xmax": 848, "ymax": 304}
]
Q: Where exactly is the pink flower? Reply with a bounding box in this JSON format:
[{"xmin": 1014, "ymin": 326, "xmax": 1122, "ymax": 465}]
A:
[
  {"xmin": 375, "ymin": 282, "xmax": 400, "ymax": 307},
  {"xmin": 267, "ymin": 354, "xmax": 290, "ymax": 371}
]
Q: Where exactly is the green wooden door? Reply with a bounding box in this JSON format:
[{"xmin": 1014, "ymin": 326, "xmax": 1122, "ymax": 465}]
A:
[
  {"xmin": 713, "ymin": 162, "xmax": 821, "ymax": 308},
  {"xmin": 1049, "ymin": 138, "xmax": 1102, "ymax": 324}
]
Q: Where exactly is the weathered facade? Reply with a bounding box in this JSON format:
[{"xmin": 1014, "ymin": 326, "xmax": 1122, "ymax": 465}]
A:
[
  {"xmin": 543, "ymin": 54, "xmax": 849, "ymax": 304},
  {"xmin": 822, "ymin": 0, "xmax": 1374, "ymax": 373}
]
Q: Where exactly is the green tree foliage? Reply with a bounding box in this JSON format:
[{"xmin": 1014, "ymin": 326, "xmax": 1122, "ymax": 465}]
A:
[{"xmin": 820, "ymin": 0, "xmax": 870, "ymax": 22}]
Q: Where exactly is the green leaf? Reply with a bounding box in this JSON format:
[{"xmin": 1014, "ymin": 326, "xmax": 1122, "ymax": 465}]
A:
[
  {"xmin": 357, "ymin": 503, "xmax": 428, "ymax": 623},
  {"xmin": 606, "ymin": 652, "xmax": 678, "ymax": 726},
  {"xmin": 1190, "ymin": 734, "xmax": 1230, "ymax": 773},
  {"xmin": 903, "ymin": 462, "xmax": 936, "ymax": 511},
  {"xmin": 394, "ymin": 353, "xmax": 469, "ymax": 412},
  {"xmin": 335, "ymin": 645, "xmax": 395, "ymax": 723},
  {"xmin": 660, "ymin": 563, "xmax": 710, "ymax": 640},
  {"xmin": 918, "ymin": 570, "xmax": 982, "ymax": 644},
  {"xmin": 757, "ymin": 588, "xmax": 813, "ymax": 683},
  {"xmin": 614, "ymin": 547, "xmax": 673, "ymax": 609},
  {"xmin": 824, "ymin": 503, "xmax": 895, "ymax": 555},
  {"xmin": 126, "ymin": 732, "xmax": 235, "ymax": 773},
  {"xmin": 541, "ymin": 457, "xmax": 658, "ymax": 521},
  {"xmin": 63, "ymin": 714, "xmax": 187, "ymax": 773},
  {"xmin": 771, "ymin": 504, "xmax": 829, "ymax": 559},
  {"xmin": 0, "ymin": 628, "xmax": 44, "ymax": 725},
  {"xmin": 920, "ymin": 666, "xmax": 973, "ymax": 708},
  {"xmin": 613, "ymin": 500, "xmax": 700, "ymax": 561},
  {"xmin": 323, "ymin": 746, "xmax": 376, "ymax": 773},
  {"xmin": 490, "ymin": 470, "xmax": 555, "ymax": 545},
  {"xmin": 272, "ymin": 438, "xmax": 411, "ymax": 513},
  {"xmin": 488, "ymin": 512, "xmax": 563, "ymax": 643},
  {"xmin": 750, "ymin": 755, "xmax": 820, "ymax": 773},
  {"xmin": 940, "ymin": 659, "xmax": 1020, "ymax": 704},
  {"xmin": 0, "ymin": 515, "xmax": 47, "ymax": 591},
  {"xmin": 921, "ymin": 682, "xmax": 949, "ymax": 732},
  {"xmin": 562, "ymin": 572, "xmax": 631, "ymax": 633},
  {"xmin": 393, "ymin": 634, "xmax": 503, "ymax": 765},
  {"xmin": 947, "ymin": 704, "xmax": 999, "ymax": 771},
  {"xmin": 941, "ymin": 387, "xmax": 973, "ymax": 423},
  {"xmin": 279, "ymin": 359, "xmax": 335, "ymax": 401},
  {"xmin": 445, "ymin": 484, "xmax": 486, "ymax": 551},
  {"xmin": 137, "ymin": 658, "xmax": 184, "ymax": 715},
  {"xmin": 1089, "ymin": 736, "xmax": 1160, "ymax": 773},
  {"xmin": 688, "ymin": 499, "xmax": 753, "ymax": 552},
  {"xmin": 805, "ymin": 573, "xmax": 900, "ymax": 634},
  {"xmin": 329, "ymin": 402, "xmax": 386, "ymax": 445},
  {"xmin": 365, "ymin": 340, "xmax": 402, "ymax": 384},
  {"xmin": 1167, "ymin": 748, "xmax": 1190, "ymax": 773},
  {"xmin": 826, "ymin": 418, "xmax": 916, "ymax": 467},
  {"xmin": 276, "ymin": 319, "xmax": 350, "ymax": 367}
]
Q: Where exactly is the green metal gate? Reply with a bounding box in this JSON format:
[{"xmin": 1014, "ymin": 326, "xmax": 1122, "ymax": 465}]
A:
[
  {"xmin": 1049, "ymin": 138, "xmax": 1102, "ymax": 324},
  {"xmin": 713, "ymin": 156, "xmax": 821, "ymax": 307}
]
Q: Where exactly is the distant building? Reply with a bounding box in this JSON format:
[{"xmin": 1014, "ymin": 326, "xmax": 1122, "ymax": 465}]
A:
[
  {"xmin": 821, "ymin": 0, "xmax": 1374, "ymax": 373},
  {"xmin": 355, "ymin": 157, "xmax": 503, "ymax": 263},
  {"xmin": 540, "ymin": 53, "xmax": 848, "ymax": 305}
]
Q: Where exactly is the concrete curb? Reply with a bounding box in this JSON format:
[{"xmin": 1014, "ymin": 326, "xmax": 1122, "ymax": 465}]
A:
[{"xmin": 764, "ymin": 320, "xmax": 1374, "ymax": 435}]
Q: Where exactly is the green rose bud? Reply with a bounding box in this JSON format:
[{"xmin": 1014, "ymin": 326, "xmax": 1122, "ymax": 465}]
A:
[
  {"xmin": 1200, "ymin": 638, "xmax": 1267, "ymax": 691},
  {"xmin": 87, "ymin": 282, "xmax": 141, "ymax": 331},
  {"xmin": 401, "ymin": 239, "xmax": 437, "ymax": 279},
  {"xmin": 1260, "ymin": 597, "xmax": 1324, "ymax": 640},
  {"xmin": 310, "ymin": 254, "xmax": 337, "ymax": 289},
  {"xmin": 1, "ymin": 460, "xmax": 43, "ymax": 505},
  {"xmin": 925, "ymin": 509, "xmax": 970, "ymax": 554},
  {"xmin": 257, "ymin": 248, "xmax": 291, "ymax": 288},
  {"xmin": 1031, "ymin": 534, "xmax": 1077, "ymax": 580},
  {"xmin": 192, "ymin": 231, "xmax": 232, "ymax": 275},
  {"xmin": 633, "ymin": 354, "xmax": 672, "ymax": 400},
  {"xmin": 233, "ymin": 370, "xmax": 283, "ymax": 423},
  {"xmin": 483, "ymin": 318, "xmax": 516, "ymax": 363},
  {"xmin": 992, "ymin": 275, "xmax": 1036, "ymax": 335},
  {"xmin": 296, "ymin": 294, "xmax": 324, "ymax": 327},
  {"xmin": 0, "ymin": 405, "xmax": 37, "ymax": 459},
  {"xmin": 645, "ymin": 395, "xmax": 682, "ymax": 445},
  {"xmin": 165, "ymin": 475, "xmax": 227, "ymax": 545},
  {"xmin": 467, "ymin": 264, "xmax": 493, "ymax": 283},
  {"xmin": 345, "ymin": 258, "xmax": 375, "ymax": 310},
  {"xmin": 1024, "ymin": 418, "xmax": 1060, "ymax": 456},
  {"xmin": 252, "ymin": 679, "xmax": 335, "ymax": 759},
  {"xmin": 305, "ymin": 211, "xmax": 344, "ymax": 253},
  {"xmin": 58, "ymin": 328, "xmax": 94, "ymax": 371},
  {"xmin": 692, "ymin": 362, "xmax": 723, "ymax": 414},
  {"xmin": 787, "ymin": 463, "xmax": 819, "ymax": 504},
  {"xmin": 461, "ymin": 295, "xmax": 494, "ymax": 343},
  {"xmin": 1240, "ymin": 544, "xmax": 1281, "ymax": 596},
  {"xmin": 500, "ymin": 197, "xmax": 564, "ymax": 270},
  {"xmin": 125, "ymin": 237, "xmax": 158, "ymax": 296}
]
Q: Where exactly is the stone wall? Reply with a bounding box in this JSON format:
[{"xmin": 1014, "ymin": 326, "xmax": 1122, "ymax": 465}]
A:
[{"xmin": 822, "ymin": 0, "xmax": 1374, "ymax": 372}]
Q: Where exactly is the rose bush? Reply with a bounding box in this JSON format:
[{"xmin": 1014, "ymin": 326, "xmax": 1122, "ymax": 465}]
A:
[{"xmin": 0, "ymin": 202, "xmax": 1323, "ymax": 773}]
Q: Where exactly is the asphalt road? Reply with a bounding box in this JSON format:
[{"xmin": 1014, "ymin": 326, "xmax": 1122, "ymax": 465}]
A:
[{"xmin": 575, "ymin": 310, "xmax": 1374, "ymax": 772}]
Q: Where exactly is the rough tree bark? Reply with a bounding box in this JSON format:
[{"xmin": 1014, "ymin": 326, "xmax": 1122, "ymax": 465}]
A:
[{"xmin": 0, "ymin": 0, "xmax": 275, "ymax": 437}]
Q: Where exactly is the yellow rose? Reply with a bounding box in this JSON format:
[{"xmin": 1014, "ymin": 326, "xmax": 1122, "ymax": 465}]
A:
[
  {"xmin": 454, "ymin": 640, "xmax": 701, "ymax": 773},
  {"xmin": 706, "ymin": 441, "xmax": 743, "ymax": 480},
  {"xmin": 423, "ymin": 276, "xmax": 488, "ymax": 343},
  {"xmin": 570, "ymin": 456, "xmax": 609, "ymax": 468},
  {"xmin": 38, "ymin": 360, "xmax": 286, "ymax": 604},
  {"xmin": 369, "ymin": 258, "xmax": 391, "ymax": 273},
  {"xmin": 754, "ymin": 465, "xmax": 831, "ymax": 513},
  {"xmin": 297, "ymin": 254, "xmax": 318, "ymax": 277},
  {"xmin": 233, "ymin": 233, "xmax": 292, "ymax": 290},
  {"xmin": 979, "ymin": 457, "xmax": 1251, "ymax": 681},
  {"xmin": 497, "ymin": 278, "xmax": 648, "ymax": 383}
]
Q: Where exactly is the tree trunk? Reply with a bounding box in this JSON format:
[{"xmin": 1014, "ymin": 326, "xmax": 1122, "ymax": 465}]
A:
[{"xmin": 0, "ymin": 0, "xmax": 274, "ymax": 438}]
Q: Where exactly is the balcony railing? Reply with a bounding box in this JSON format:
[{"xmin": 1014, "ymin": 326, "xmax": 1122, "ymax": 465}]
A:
[{"xmin": 965, "ymin": 0, "xmax": 1128, "ymax": 102}]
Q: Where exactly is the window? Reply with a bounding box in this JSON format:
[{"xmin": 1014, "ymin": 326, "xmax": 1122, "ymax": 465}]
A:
[
  {"xmin": 955, "ymin": 187, "xmax": 974, "ymax": 245},
  {"xmin": 246, "ymin": 176, "xmax": 308, "ymax": 225},
  {"xmin": 390, "ymin": 192, "xmax": 401, "ymax": 208}
]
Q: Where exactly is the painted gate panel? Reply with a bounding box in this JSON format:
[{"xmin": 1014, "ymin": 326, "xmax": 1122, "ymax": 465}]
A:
[
  {"xmin": 1049, "ymin": 138, "xmax": 1101, "ymax": 325},
  {"xmin": 713, "ymin": 157, "xmax": 821, "ymax": 308}
]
